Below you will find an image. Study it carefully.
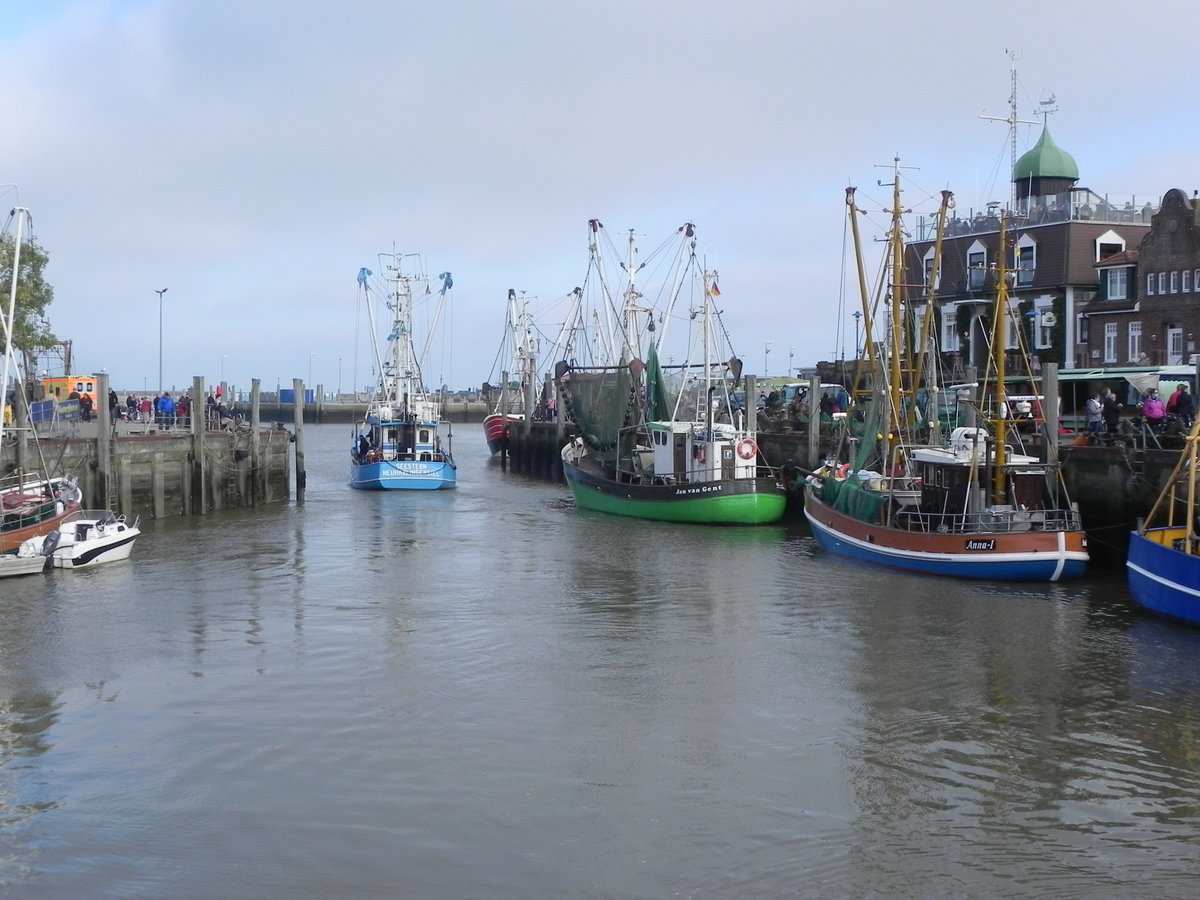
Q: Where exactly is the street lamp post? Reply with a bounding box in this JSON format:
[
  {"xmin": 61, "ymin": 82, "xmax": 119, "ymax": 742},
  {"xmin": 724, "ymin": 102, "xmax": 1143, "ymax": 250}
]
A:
[
  {"xmin": 155, "ymin": 288, "xmax": 168, "ymax": 395},
  {"xmin": 764, "ymin": 341, "xmax": 773, "ymax": 377},
  {"xmin": 789, "ymin": 346, "xmax": 796, "ymax": 377},
  {"xmin": 308, "ymin": 352, "xmax": 314, "ymax": 398}
]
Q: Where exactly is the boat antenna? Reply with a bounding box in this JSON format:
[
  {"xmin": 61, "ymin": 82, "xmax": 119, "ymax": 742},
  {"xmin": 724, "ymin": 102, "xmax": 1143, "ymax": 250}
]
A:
[{"xmin": 979, "ymin": 49, "xmax": 1039, "ymax": 212}]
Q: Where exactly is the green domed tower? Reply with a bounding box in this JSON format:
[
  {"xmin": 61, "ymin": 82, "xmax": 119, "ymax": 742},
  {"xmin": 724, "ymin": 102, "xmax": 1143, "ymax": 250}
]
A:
[{"xmin": 1014, "ymin": 125, "xmax": 1079, "ymax": 202}]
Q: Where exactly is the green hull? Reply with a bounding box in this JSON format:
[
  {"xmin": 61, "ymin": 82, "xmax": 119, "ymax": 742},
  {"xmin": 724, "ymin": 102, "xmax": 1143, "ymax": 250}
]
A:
[{"xmin": 563, "ymin": 460, "xmax": 787, "ymax": 525}]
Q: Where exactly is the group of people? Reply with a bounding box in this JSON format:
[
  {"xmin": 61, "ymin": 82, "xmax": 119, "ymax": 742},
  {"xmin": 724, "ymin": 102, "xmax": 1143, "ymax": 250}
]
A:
[
  {"xmin": 121, "ymin": 392, "xmax": 191, "ymax": 430},
  {"xmin": 1086, "ymin": 382, "xmax": 1195, "ymax": 441}
]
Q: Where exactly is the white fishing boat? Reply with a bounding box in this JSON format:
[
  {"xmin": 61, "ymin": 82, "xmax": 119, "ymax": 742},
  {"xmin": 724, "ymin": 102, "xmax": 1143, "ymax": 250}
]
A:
[
  {"xmin": 350, "ymin": 257, "xmax": 456, "ymax": 490},
  {"xmin": 22, "ymin": 509, "xmax": 141, "ymax": 569}
]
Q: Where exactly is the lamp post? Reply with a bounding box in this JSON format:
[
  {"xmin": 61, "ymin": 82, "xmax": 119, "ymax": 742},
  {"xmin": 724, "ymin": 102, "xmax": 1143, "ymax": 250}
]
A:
[
  {"xmin": 155, "ymin": 288, "xmax": 168, "ymax": 395},
  {"xmin": 764, "ymin": 341, "xmax": 773, "ymax": 377},
  {"xmin": 338, "ymin": 357, "xmax": 343, "ymax": 397},
  {"xmin": 789, "ymin": 346, "xmax": 796, "ymax": 377}
]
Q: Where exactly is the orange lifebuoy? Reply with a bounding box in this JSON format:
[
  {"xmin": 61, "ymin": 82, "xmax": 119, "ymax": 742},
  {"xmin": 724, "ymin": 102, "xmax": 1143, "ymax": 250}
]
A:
[
  {"xmin": 736, "ymin": 438, "xmax": 757, "ymax": 461},
  {"xmin": 837, "ymin": 463, "xmax": 851, "ymax": 478}
]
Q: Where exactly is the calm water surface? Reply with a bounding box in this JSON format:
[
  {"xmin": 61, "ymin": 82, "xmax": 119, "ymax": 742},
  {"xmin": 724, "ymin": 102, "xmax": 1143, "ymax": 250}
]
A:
[{"xmin": 2, "ymin": 423, "xmax": 1199, "ymax": 898}]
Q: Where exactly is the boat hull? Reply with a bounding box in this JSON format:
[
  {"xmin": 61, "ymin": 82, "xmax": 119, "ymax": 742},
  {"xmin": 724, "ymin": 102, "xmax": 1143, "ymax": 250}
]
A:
[
  {"xmin": 0, "ymin": 481, "xmax": 82, "ymax": 553},
  {"xmin": 562, "ymin": 458, "xmax": 786, "ymax": 525},
  {"xmin": 483, "ymin": 413, "xmax": 521, "ymax": 455},
  {"xmin": 803, "ymin": 486, "xmax": 1087, "ymax": 582},
  {"xmin": 0, "ymin": 553, "xmax": 48, "ymax": 578},
  {"xmin": 53, "ymin": 532, "xmax": 138, "ymax": 568},
  {"xmin": 350, "ymin": 459, "xmax": 457, "ymax": 490},
  {"xmin": 1127, "ymin": 529, "xmax": 1200, "ymax": 625}
]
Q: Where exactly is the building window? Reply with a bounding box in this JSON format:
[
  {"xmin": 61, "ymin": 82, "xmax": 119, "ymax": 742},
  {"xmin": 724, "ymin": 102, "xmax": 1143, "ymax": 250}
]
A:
[
  {"xmin": 1104, "ymin": 323, "xmax": 1118, "ymax": 363},
  {"xmin": 1128, "ymin": 322, "xmax": 1142, "ymax": 363},
  {"xmin": 1171, "ymin": 271, "xmax": 1180, "ymax": 293},
  {"xmin": 1078, "ymin": 314, "xmax": 1089, "ymax": 343},
  {"xmin": 923, "ymin": 253, "xmax": 937, "ymax": 287},
  {"xmin": 1195, "ymin": 269, "xmax": 1200, "ymax": 291},
  {"xmin": 1147, "ymin": 274, "xmax": 1156, "ymax": 295},
  {"xmin": 1016, "ymin": 237, "xmax": 1036, "ymax": 286},
  {"xmin": 968, "ymin": 244, "xmax": 987, "ymax": 292},
  {"xmin": 942, "ymin": 308, "xmax": 959, "ymax": 351},
  {"xmin": 1159, "ymin": 272, "xmax": 1167, "ymax": 294},
  {"xmin": 1185, "ymin": 269, "xmax": 1193, "ymax": 293},
  {"xmin": 1035, "ymin": 305, "xmax": 1054, "ymax": 349},
  {"xmin": 1107, "ymin": 268, "xmax": 1128, "ymax": 300}
]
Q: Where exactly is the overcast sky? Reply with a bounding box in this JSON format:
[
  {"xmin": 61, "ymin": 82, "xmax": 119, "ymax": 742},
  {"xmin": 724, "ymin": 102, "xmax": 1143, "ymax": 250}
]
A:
[{"xmin": 4, "ymin": 0, "xmax": 1197, "ymax": 396}]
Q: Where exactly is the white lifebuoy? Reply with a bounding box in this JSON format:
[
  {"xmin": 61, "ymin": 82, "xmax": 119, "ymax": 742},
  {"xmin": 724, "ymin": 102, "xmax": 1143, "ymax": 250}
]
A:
[{"xmin": 736, "ymin": 438, "xmax": 757, "ymax": 460}]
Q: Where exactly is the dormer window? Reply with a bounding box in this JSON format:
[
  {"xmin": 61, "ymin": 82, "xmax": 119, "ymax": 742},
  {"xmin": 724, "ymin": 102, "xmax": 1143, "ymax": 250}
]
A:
[
  {"xmin": 967, "ymin": 241, "xmax": 987, "ymax": 291},
  {"xmin": 1015, "ymin": 235, "xmax": 1036, "ymax": 287}
]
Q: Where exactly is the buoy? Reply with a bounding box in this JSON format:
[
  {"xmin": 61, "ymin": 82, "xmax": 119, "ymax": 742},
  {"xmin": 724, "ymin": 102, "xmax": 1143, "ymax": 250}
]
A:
[{"xmin": 736, "ymin": 438, "xmax": 757, "ymax": 460}]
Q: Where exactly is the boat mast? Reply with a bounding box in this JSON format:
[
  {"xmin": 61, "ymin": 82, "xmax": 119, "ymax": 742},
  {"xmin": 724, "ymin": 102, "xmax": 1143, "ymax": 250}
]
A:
[
  {"xmin": 0, "ymin": 207, "xmax": 29, "ymax": 445},
  {"xmin": 991, "ymin": 213, "xmax": 1010, "ymax": 502},
  {"xmin": 884, "ymin": 162, "xmax": 908, "ymax": 467},
  {"xmin": 910, "ymin": 189, "xmax": 954, "ymax": 433},
  {"xmin": 845, "ymin": 188, "xmax": 878, "ymax": 377}
]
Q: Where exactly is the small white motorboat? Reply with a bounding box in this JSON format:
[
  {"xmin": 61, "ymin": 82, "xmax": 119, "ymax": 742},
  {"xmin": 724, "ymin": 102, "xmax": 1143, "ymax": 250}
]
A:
[
  {"xmin": 22, "ymin": 509, "xmax": 141, "ymax": 569},
  {"xmin": 0, "ymin": 544, "xmax": 49, "ymax": 578}
]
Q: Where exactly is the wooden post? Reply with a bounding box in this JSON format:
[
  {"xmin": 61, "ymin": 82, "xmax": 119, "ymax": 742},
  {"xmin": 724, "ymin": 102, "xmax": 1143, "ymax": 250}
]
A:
[
  {"xmin": 96, "ymin": 372, "xmax": 111, "ymax": 510},
  {"xmin": 807, "ymin": 374, "xmax": 821, "ymax": 468},
  {"xmin": 1043, "ymin": 362, "xmax": 1059, "ymax": 463},
  {"xmin": 251, "ymin": 378, "xmax": 263, "ymax": 504},
  {"xmin": 192, "ymin": 375, "xmax": 207, "ymax": 515},
  {"xmin": 524, "ymin": 355, "xmax": 536, "ymax": 436},
  {"xmin": 293, "ymin": 377, "xmax": 306, "ymax": 496}
]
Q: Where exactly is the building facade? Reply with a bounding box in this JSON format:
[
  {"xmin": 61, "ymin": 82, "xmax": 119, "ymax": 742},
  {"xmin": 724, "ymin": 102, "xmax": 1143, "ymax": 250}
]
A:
[
  {"xmin": 905, "ymin": 124, "xmax": 1153, "ymax": 372},
  {"xmin": 1088, "ymin": 188, "xmax": 1200, "ymax": 366}
]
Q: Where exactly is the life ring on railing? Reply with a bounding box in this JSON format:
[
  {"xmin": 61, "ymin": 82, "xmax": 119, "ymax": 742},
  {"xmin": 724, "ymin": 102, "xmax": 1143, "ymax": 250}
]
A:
[
  {"xmin": 837, "ymin": 463, "xmax": 851, "ymax": 478},
  {"xmin": 736, "ymin": 438, "xmax": 757, "ymax": 461}
]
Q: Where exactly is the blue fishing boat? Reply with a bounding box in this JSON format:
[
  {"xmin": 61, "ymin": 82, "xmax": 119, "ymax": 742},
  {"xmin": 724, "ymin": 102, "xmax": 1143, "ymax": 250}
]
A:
[
  {"xmin": 1127, "ymin": 420, "xmax": 1200, "ymax": 624},
  {"xmin": 350, "ymin": 257, "xmax": 456, "ymax": 491}
]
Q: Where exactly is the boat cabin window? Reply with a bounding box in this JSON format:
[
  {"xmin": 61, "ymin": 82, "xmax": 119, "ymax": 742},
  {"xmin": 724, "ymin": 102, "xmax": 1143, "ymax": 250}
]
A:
[{"xmin": 419, "ymin": 429, "xmax": 430, "ymax": 443}]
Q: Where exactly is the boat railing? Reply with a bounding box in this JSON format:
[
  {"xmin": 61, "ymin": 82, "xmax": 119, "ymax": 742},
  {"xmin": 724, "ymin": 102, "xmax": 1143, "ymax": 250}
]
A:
[{"xmin": 894, "ymin": 505, "xmax": 1083, "ymax": 533}]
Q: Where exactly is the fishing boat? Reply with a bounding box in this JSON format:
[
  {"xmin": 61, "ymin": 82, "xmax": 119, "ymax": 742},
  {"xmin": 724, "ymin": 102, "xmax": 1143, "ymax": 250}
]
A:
[
  {"xmin": 802, "ymin": 169, "xmax": 1088, "ymax": 581},
  {"xmin": 483, "ymin": 289, "xmax": 539, "ymax": 455},
  {"xmin": 1, "ymin": 207, "xmax": 82, "ymax": 552},
  {"xmin": 22, "ymin": 508, "xmax": 140, "ymax": 569},
  {"xmin": 1126, "ymin": 419, "xmax": 1200, "ymax": 624},
  {"xmin": 350, "ymin": 257, "xmax": 456, "ymax": 490},
  {"xmin": 558, "ymin": 220, "xmax": 787, "ymax": 525}
]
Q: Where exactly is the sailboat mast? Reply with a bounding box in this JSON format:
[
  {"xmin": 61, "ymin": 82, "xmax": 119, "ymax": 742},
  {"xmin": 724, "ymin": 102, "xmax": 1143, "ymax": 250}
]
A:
[{"xmin": 0, "ymin": 208, "xmax": 29, "ymax": 444}]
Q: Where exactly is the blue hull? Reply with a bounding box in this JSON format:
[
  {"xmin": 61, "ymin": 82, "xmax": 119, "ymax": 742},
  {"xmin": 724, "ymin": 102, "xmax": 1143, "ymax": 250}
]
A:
[
  {"xmin": 350, "ymin": 459, "xmax": 456, "ymax": 490},
  {"xmin": 1127, "ymin": 530, "xmax": 1200, "ymax": 625}
]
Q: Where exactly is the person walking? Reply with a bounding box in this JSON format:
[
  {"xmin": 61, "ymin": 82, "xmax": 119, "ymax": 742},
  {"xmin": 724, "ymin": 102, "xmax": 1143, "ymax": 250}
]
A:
[
  {"xmin": 1086, "ymin": 390, "xmax": 1104, "ymax": 440},
  {"xmin": 1101, "ymin": 388, "xmax": 1122, "ymax": 441}
]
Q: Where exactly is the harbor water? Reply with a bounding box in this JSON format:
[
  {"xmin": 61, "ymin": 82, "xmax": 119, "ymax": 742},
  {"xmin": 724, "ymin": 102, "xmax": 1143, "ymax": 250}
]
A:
[{"xmin": 2, "ymin": 423, "xmax": 1199, "ymax": 898}]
